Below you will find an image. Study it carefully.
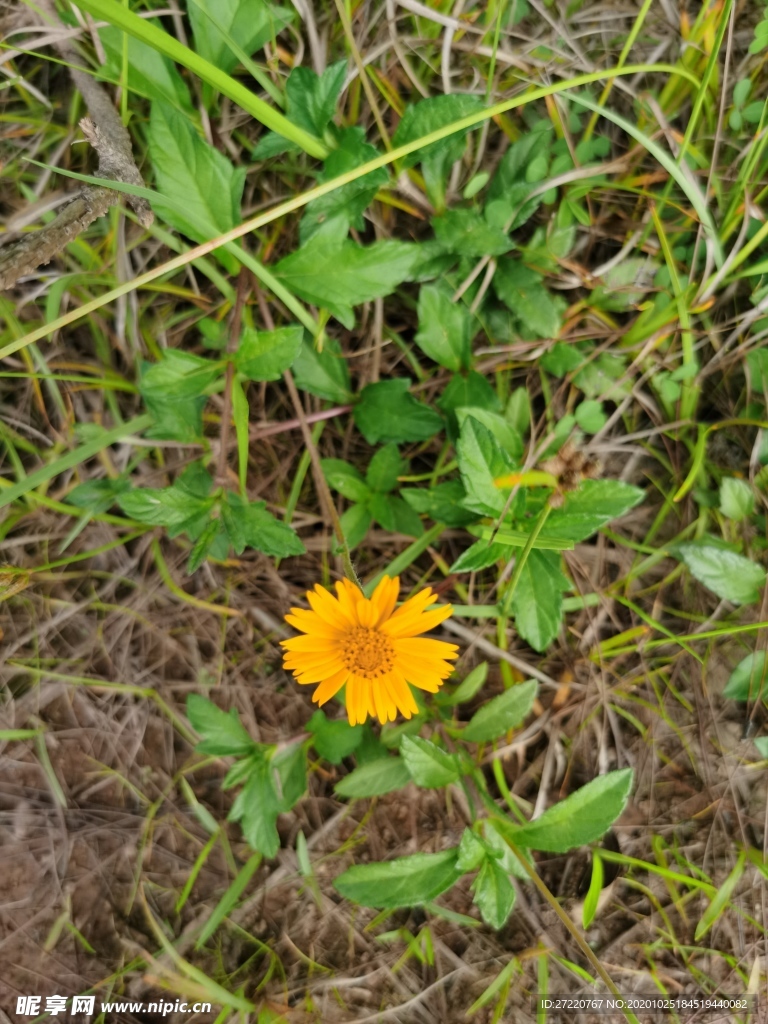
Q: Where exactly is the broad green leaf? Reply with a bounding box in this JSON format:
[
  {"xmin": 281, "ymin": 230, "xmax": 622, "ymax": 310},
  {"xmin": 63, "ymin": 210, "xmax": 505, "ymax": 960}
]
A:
[
  {"xmin": 187, "ymin": 517, "xmax": 223, "ymax": 573},
  {"xmin": 272, "ymin": 742, "xmax": 307, "ymax": 811},
  {"xmin": 511, "ymin": 768, "xmax": 633, "ymax": 852},
  {"xmin": 455, "ymin": 407, "xmax": 523, "ymax": 460},
  {"xmin": 334, "ymin": 849, "xmax": 461, "ymax": 908},
  {"xmin": 235, "ymin": 325, "xmax": 303, "ymax": 381},
  {"xmin": 755, "ymin": 737, "xmax": 768, "ymax": 757},
  {"xmin": 339, "ymin": 503, "xmax": 372, "ymax": 550},
  {"xmin": 286, "ymin": 61, "xmax": 347, "ymax": 137},
  {"xmin": 187, "ymin": 694, "xmax": 256, "ymax": 756},
  {"xmin": 366, "ymin": 443, "xmax": 405, "ymax": 493},
  {"xmin": 482, "ymin": 821, "xmax": 530, "ymax": 879},
  {"xmin": 354, "ymin": 379, "xmax": 443, "ymax": 444},
  {"xmin": 116, "ymin": 484, "xmax": 213, "ymax": 537},
  {"xmin": 335, "ymin": 756, "xmax": 412, "ymax": 797},
  {"xmin": 188, "ymin": 0, "xmax": 292, "ymax": 76},
  {"xmin": 99, "ymin": 24, "xmax": 192, "ymax": 110},
  {"xmin": 292, "ymin": 336, "xmax": 352, "ymax": 403},
  {"xmin": 321, "ymin": 459, "xmax": 371, "ymax": 502},
  {"xmin": 401, "ymin": 480, "xmax": 477, "ymax": 528},
  {"xmin": 676, "ymin": 543, "xmax": 766, "ymax": 605},
  {"xmin": 432, "ymin": 208, "xmax": 512, "ymax": 257},
  {"xmin": 723, "ymin": 652, "xmax": 768, "ymax": 701},
  {"xmin": 229, "ymin": 760, "xmax": 281, "ymax": 857},
  {"xmin": 485, "ymin": 122, "xmax": 552, "ymax": 231},
  {"xmin": 401, "ymin": 735, "xmax": 461, "ymax": 788},
  {"xmin": 301, "ymin": 128, "xmax": 389, "ymax": 241},
  {"xmin": 224, "ymin": 494, "xmax": 305, "ymax": 556},
  {"xmin": 541, "ymin": 342, "xmax": 584, "ymax": 377},
  {"xmin": 472, "ymin": 857, "xmax": 516, "ymax": 929},
  {"xmin": 450, "ymin": 537, "xmax": 508, "ymax": 573},
  {"xmin": 67, "ymin": 477, "xmax": 129, "ymax": 514},
  {"xmin": 148, "ymin": 103, "xmax": 245, "ymax": 267},
  {"xmin": 141, "ymin": 350, "xmax": 222, "ymax": 401},
  {"xmin": 463, "ymin": 680, "xmax": 537, "ymax": 742},
  {"xmin": 368, "ymin": 493, "xmax": 424, "ymax": 537},
  {"xmin": 719, "ymin": 477, "xmax": 755, "ymax": 521},
  {"xmin": 307, "ymin": 710, "xmax": 364, "ymax": 764},
  {"xmin": 275, "ymin": 237, "xmax": 418, "ymax": 328},
  {"xmin": 456, "ymin": 416, "xmax": 515, "ymax": 516},
  {"xmin": 456, "ymin": 828, "xmax": 487, "ymax": 872},
  {"xmin": 574, "ymin": 400, "xmax": 607, "ymax": 434},
  {"xmin": 439, "ymin": 369, "xmax": 500, "ymax": 414},
  {"xmin": 542, "ymin": 479, "xmax": 645, "ymax": 543},
  {"xmin": 415, "ymin": 284, "xmax": 472, "ymax": 372},
  {"xmin": 509, "ymin": 549, "xmax": 570, "ymax": 652},
  {"xmin": 494, "ymin": 259, "xmax": 562, "ymax": 338}
]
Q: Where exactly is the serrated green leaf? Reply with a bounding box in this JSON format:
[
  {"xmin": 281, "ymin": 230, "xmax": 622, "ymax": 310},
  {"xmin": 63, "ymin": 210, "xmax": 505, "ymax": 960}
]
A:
[
  {"xmin": 415, "ymin": 284, "xmax": 472, "ymax": 372},
  {"xmin": 235, "ymin": 325, "xmax": 303, "ymax": 381},
  {"xmin": 292, "ymin": 336, "xmax": 352, "ymax": 403},
  {"xmin": 229, "ymin": 760, "xmax": 281, "ymax": 857},
  {"xmin": 450, "ymin": 537, "xmax": 508, "ymax": 573},
  {"xmin": 509, "ymin": 549, "xmax": 570, "ymax": 653},
  {"xmin": 463, "ymin": 680, "xmax": 538, "ymax": 743},
  {"xmin": 432, "ymin": 208, "xmax": 512, "ymax": 258},
  {"xmin": 321, "ymin": 459, "xmax": 371, "ymax": 502},
  {"xmin": 368, "ymin": 493, "xmax": 424, "ymax": 537},
  {"xmin": 334, "ymin": 849, "xmax": 461, "ymax": 908},
  {"xmin": 401, "ymin": 480, "xmax": 477, "ymax": 528},
  {"xmin": 187, "ymin": 694, "xmax": 257, "ymax": 756},
  {"xmin": 542, "ymin": 479, "xmax": 645, "ymax": 543},
  {"xmin": 456, "ymin": 416, "xmax": 516, "ymax": 516},
  {"xmin": 354, "ymin": 379, "xmax": 443, "ymax": 444},
  {"xmin": 307, "ymin": 710, "xmax": 364, "ymax": 764},
  {"xmin": 188, "ymin": 0, "xmax": 292, "ymax": 76},
  {"xmin": 457, "ymin": 828, "xmax": 487, "ymax": 872},
  {"xmin": 494, "ymin": 259, "xmax": 562, "ymax": 338},
  {"xmin": 511, "ymin": 768, "xmax": 633, "ymax": 852},
  {"xmin": 116, "ymin": 484, "xmax": 213, "ymax": 536},
  {"xmin": 401, "ymin": 735, "xmax": 461, "ymax": 788},
  {"xmin": 224, "ymin": 494, "xmax": 305, "ymax": 557},
  {"xmin": 472, "ymin": 857, "xmax": 516, "ymax": 929},
  {"xmin": 286, "ymin": 60, "xmax": 347, "ymax": 137},
  {"xmin": 676, "ymin": 543, "xmax": 766, "ymax": 605}
]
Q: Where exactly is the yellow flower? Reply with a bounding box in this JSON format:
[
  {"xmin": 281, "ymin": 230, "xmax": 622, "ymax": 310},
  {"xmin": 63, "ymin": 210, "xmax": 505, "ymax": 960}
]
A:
[{"xmin": 282, "ymin": 575, "xmax": 459, "ymax": 725}]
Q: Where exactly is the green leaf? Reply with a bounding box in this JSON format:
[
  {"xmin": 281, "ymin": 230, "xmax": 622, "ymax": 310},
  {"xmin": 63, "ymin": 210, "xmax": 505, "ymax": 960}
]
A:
[
  {"xmin": 229, "ymin": 760, "xmax": 282, "ymax": 857},
  {"xmin": 366, "ymin": 443, "xmax": 405, "ymax": 493},
  {"xmin": 321, "ymin": 459, "xmax": 371, "ymax": 502},
  {"xmin": 99, "ymin": 24, "xmax": 193, "ymax": 111},
  {"xmin": 542, "ymin": 479, "xmax": 645, "ymax": 543},
  {"xmin": 292, "ymin": 336, "xmax": 352, "ymax": 403},
  {"xmin": 694, "ymin": 852, "xmax": 746, "ymax": 941},
  {"xmin": 272, "ymin": 742, "xmax": 307, "ymax": 811},
  {"xmin": 392, "ymin": 94, "xmax": 484, "ymax": 206},
  {"xmin": 415, "ymin": 284, "xmax": 472, "ymax": 372},
  {"xmin": 141, "ymin": 350, "xmax": 222, "ymax": 401},
  {"xmin": 485, "ymin": 122, "xmax": 552, "ymax": 231},
  {"xmin": 438, "ymin": 370, "xmax": 501, "ymax": 416},
  {"xmin": 339, "ymin": 503, "xmax": 372, "ymax": 550},
  {"xmin": 589, "ymin": 257, "xmax": 656, "ymax": 311},
  {"xmin": 286, "ymin": 60, "xmax": 347, "ymax": 137},
  {"xmin": 252, "ymin": 131, "xmax": 301, "ymax": 159},
  {"xmin": 581, "ymin": 852, "xmax": 603, "ymax": 929},
  {"xmin": 401, "ymin": 735, "xmax": 461, "ymax": 788},
  {"xmin": 67, "ymin": 477, "xmax": 130, "ymax": 514},
  {"xmin": 511, "ymin": 768, "xmax": 633, "ymax": 852},
  {"xmin": 676, "ymin": 542, "xmax": 766, "ymax": 605},
  {"xmin": 456, "ymin": 416, "xmax": 516, "ymax": 516},
  {"xmin": 463, "ymin": 680, "xmax": 538, "ymax": 743},
  {"xmin": 401, "ymin": 480, "xmax": 477, "ymax": 528},
  {"xmin": 574, "ymin": 400, "xmax": 607, "ymax": 434},
  {"xmin": 235, "ymin": 325, "xmax": 303, "ymax": 381},
  {"xmin": 509, "ymin": 549, "xmax": 571, "ymax": 652},
  {"xmin": 754, "ymin": 737, "xmax": 768, "ymax": 757},
  {"xmin": 494, "ymin": 259, "xmax": 563, "ymax": 338},
  {"xmin": 275, "ymin": 237, "xmax": 418, "ymax": 329},
  {"xmin": 723, "ymin": 652, "xmax": 768, "ymax": 701},
  {"xmin": 540, "ymin": 342, "xmax": 584, "ymax": 377},
  {"xmin": 148, "ymin": 103, "xmax": 245, "ymax": 267},
  {"xmin": 456, "ymin": 828, "xmax": 487, "ymax": 872},
  {"xmin": 334, "ymin": 849, "xmax": 462, "ymax": 908},
  {"xmin": 187, "ymin": 694, "xmax": 256, "ymax": 756},
  {"xmin": 307, "ymin": 710, "xmax": 364, "ymax": 764},
  {"xmin": 301, "ymin": 127, "xmax": 389, "ymax": 241},
  {"xmin": 472, "ymin": 857, "xmax": 516, "ymax": 929},
  {"xmin": 188, "ymin": 0, "xmax": 292, "ymax": 76},
  {"xmin": 450, "ymin": 537, "xmax": 508, "ymax": 573},
  {"xmin": 116, "ymin": 484, "xmax": 213, "ymax": 537},
  {"xmin": 354, "ymin": 379, "xmax": 443, "ymax": 444},
  {"xmin": 455, "ymin": 407, "xmax": 523, "ymax": 460},
  {"xmin": 482, "ymin": 820, "xmax": 530, "ymax": 879},
  {"xmin": 224, "ymin": 494, "xmax": 305, "ymax": 557},
  {"xmin": 444, "ymin": 661, "xmax": 488, "ymax": 706},
  {"xmin": 368, "ymin": 493, "xmax": 424, "ymax": 537},
  {"xmin": 187, "ymin": 517, "xmax": 223, "ymax": 573},
  {"xmin": 335, "ymin": 756, "xmax": 412, "ymax": 798},
  {"xmin": 719, "ymin": 477, "xmax": 755, "ymax": 521},
  {"xmin": 432, "ymin": 208, "xmax": 512, "ymax": 258}
]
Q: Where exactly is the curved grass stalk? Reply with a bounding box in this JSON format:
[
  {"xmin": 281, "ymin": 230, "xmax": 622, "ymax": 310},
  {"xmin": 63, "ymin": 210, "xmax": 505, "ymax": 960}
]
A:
[{"xmin": 2, "ymin": 62, "xmax": 707, "ymax": 363}]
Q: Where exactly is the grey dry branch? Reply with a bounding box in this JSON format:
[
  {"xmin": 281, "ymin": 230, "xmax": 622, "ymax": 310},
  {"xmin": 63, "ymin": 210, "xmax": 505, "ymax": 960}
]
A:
[{"xmin": 0, "ymin": 2, "xmax": 153, "ymax": 291}]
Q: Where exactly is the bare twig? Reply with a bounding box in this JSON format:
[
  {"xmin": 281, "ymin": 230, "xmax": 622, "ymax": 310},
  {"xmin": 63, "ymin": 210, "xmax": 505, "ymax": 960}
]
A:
[{"xmin": 0, "ymin": 1, "xmax": 153, "ymax": 290}]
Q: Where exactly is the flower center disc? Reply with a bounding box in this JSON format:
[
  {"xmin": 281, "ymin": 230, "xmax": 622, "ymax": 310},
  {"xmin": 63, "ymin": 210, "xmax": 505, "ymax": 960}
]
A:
[{"xmin": 342, "ymin": 627, "xmax": 395, "ymax": 679}]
